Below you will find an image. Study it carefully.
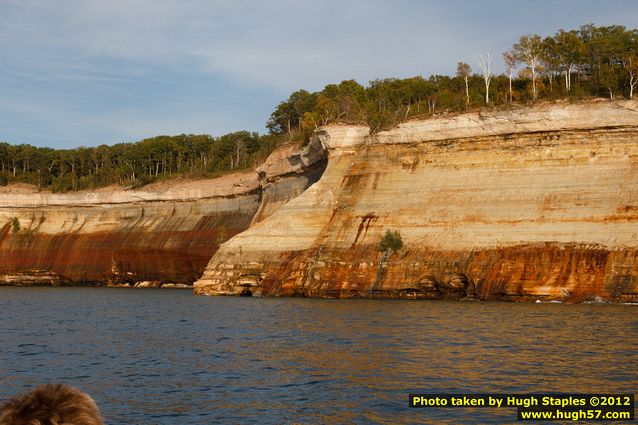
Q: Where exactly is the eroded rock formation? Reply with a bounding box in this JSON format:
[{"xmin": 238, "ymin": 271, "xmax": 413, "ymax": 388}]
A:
[
  {"xmin": 194, "ymin": 101, "xmax": 638, "ymax": 302},
  {"xmin": 0, "ymin": 141, "xmax": 326, "ymax": 286}
]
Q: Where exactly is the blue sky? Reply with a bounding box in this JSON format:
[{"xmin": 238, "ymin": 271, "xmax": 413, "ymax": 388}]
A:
[{"xmin": 1, "ymin": 0, "xmax": 637, "ymax": 149}]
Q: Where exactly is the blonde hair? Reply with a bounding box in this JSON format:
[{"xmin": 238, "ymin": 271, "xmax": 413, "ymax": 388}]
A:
[{"xmin": 0, "ymin": 384, "xmax": 104, "ymax": 425}]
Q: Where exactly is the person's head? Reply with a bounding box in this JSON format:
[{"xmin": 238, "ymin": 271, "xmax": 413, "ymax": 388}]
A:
[{"xmin": 0, "ymin": 384, "xmax": 103, "ymax": 425}]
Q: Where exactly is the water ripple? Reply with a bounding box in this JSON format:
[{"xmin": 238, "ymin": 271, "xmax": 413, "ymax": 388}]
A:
[{"xmin": 0, "ymin": 288, "xmax": 636, "ymax": 424}]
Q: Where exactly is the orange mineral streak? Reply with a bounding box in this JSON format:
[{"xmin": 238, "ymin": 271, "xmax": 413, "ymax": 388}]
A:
[{"xmin": 194, "ymin": 101, "xmax": 638, "ymax": 302}]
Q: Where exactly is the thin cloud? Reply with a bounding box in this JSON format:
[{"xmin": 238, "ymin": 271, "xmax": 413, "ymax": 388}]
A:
[{"xmin": 0, "ymin": 0, "xmax": 636, "ymax": 147}]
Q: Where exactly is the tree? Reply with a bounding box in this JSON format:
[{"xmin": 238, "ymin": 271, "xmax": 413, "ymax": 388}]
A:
[
  {"xmin": 503, "ymin": 50, "xmax": 517, "ymax": 102},
  {"xmin": 321, "ymin": 79, "xmax": 368, "ymax": 123},
  {"xmin": 599, "ymin": 63, "xmax": 622, "ymax": 99},
  {"xmin": 623, "ymin": 54, "xmax": 638, "ymax": 99},
  {"xmin": 514, "ymin": 34, "xmax": 543, "ymax": 100},
  {"xmin": 215, "ymin": 225, "xmax": 227, "ymax": 245},
  {"xmin": 10, "ymin": 217, "xmax": 19, "ymax": 233},
  {"xmin": 366, "ymin": 77, "xmax": 436, "ymax": 130},
  {"xmin": 266, "ymin": 90, "xmax": 315, "ymax": 137},
  {"xmin": 456, "ymin": 62, "xmax": 472, "ymax": 107},
  {"xmin": 475, "ymin": 53, "xmax": 493, "ymax": 104},
  {"xmin": 552, "ymin": 29, "xmax": 585, "ymax": 93},
  {"xmin": 378, "ymin": 229, "xmax": 403, "ymax": 253},
  {"xmin": 622, "ymin": 31, "xmax": 638, "ymax": 99},
  {"xmin": 541, "ymin": 36, "xmax": 561, "ymax": 92},
  {"xmin": 579, "ymin": 24, "xmax": 629, "ymax": 97}
]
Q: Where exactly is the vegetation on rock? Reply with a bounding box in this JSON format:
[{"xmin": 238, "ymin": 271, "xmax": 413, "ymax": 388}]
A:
[
  {"xmin": 10, "ymin": 217, "xmax": 20, "ymax": 233},
  {"xmin": 0, "ymin": 23, "xmax": 636, "ymax": 192},
  {"xmin": 378, "ymin": 229, "xmax": 404, "ymax": 253},
  {"xmin": 0, "ymin": 132, "xmax": 280, "ymax": 192},
  {"xmin": 268, "ymin": 24, "xmax": 638, "ymax": 136}
]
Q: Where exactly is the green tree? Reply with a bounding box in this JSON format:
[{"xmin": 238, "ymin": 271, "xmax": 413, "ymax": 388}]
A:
[
  {"xmin": 378, "ymin": 229, "xmax": 404, "ymax": 253},
  {"xmin": 215, "ymin": 225, "xmax": 228, "ymax": 245},
  {"xmin": 514, "ymin": 34, "xmax": 543, "ymax": 100},
  {"xmin": 552, "ymin": 29, "xmax": 585, "ymax": 93},
  {"xmin": 266, "ymin": 90, "xmax": 315, "ymax": 137},
  {"xmin": 541, "ymin": 36, "xmax": 561, "ymax": 92},
  {"xmin": 10, "ymin": 217, "xmax": 19, "ymax": 233}
]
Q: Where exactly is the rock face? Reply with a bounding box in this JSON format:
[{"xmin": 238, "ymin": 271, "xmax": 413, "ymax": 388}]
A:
[
  {"xmin": 194, "ymin": 101, "xmax": 638, "ymax": 302},
  {"xmin": 0, "ymin": 141, "xmax": 326, "ymax": 286}
]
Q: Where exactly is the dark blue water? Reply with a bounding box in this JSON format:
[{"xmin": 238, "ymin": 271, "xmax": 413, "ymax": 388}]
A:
[{"xmin": 0, "ymin": 288, "xmax": 636, "ymax": 424}]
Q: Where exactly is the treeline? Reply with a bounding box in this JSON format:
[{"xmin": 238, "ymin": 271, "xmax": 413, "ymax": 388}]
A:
[
  {"xmin": 268, "ymin": 24, "xmax": 638, "ymax": 135},
  {"xmin": 0, "ymin": 132, "xmax": 281, "ymax": 192},
  {"xmin": 1, "ymin": 23, "xmax": 636, "ymax": 192}
]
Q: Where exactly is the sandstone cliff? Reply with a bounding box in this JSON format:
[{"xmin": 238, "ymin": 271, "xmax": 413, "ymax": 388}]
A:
[
  {"xmin": 194, "ymin": 101, "xmax": 638, "ymax": 302},
  {"xmin": 0, "ymin": 141, "xmax": 326, "ymax": 286}
]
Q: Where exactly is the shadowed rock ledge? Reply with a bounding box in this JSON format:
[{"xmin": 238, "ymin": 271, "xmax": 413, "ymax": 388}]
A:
[
  {"xmin": 0, "ymin": 140, "xmax": 326, "ymax": 286},
  {"xmin": 194, "ymin": 101, "xmax": 638, "ymax": 302}
]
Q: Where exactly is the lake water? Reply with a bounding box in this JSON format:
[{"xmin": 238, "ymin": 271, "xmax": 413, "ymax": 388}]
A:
[{"xmin": 0, "ymin": 287, "xmax": 636, "ymax": 424}]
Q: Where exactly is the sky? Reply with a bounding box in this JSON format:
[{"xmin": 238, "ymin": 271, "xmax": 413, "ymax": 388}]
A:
[{"xmin": 1, "ymin": 0, "xmax": 637, "ymax": 149}]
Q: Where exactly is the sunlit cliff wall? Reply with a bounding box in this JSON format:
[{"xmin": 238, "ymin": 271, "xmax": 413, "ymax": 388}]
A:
[
  {"xmin": 194, "ymin": 101, "xmax": 638, "ymax": 302},
  {"xmin": 0, "ymin": 141, "xmax": 326, "ymax": 286}
]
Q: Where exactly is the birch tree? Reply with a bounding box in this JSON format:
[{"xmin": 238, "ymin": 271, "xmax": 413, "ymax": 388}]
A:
[
  {"xmin": 503, "ymin": 50, "xmax": 517, "ymax": 102},
  {"xmin": 623, "ymin": 55, "xmax": 638, "ymax": 99},
  {"xmin": 456, "ymin": 62, "xmax": 472, "ymax": 107},
  {"xmin": 513, "ymin": 35, "xmax": 543, "ymax": 100},
  {"xmin": 476, "ymin": 53, "xmax": 492, "ymax": 104},
  {"xmin": 622, "ymin": 31, "xmax": 638, "ymax": 99}
]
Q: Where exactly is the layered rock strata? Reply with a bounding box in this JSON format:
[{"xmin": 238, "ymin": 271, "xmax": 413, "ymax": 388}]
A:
[
  {"xmin": 0, "ymin": 141, "xmax": 326, "ymax": 286},
  {"xmin": 194, "ymin": 101, "xmax": 638, "ymax": 302}
]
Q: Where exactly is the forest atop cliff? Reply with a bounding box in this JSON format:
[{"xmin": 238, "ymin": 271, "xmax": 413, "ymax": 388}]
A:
[{"xmin": 1, "ymin": 23, "xmax": 636, "ymax": 192}]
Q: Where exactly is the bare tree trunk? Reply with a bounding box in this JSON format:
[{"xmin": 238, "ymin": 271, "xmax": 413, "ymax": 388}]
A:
[
  {"xmin": 530, "ymin": 57, "xmax": 538, "ymax": 100},
  {"xmin": 427, "ymin": 97, "xmax": 436, "ymax": 113},
  {"xmin": 464, "ymin": 76, "xmax": 469, "ymax": 106},
  {"xmin": 532, "ymin": 66, "xmax": 537, "ymax": 100},
  {"xmin": 476, "ymin": 53, "xmax": 492, "ymax": 104},
  {"xmin": 567, "ymin": 64, "xmax": 573, "ymax": 92}
]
